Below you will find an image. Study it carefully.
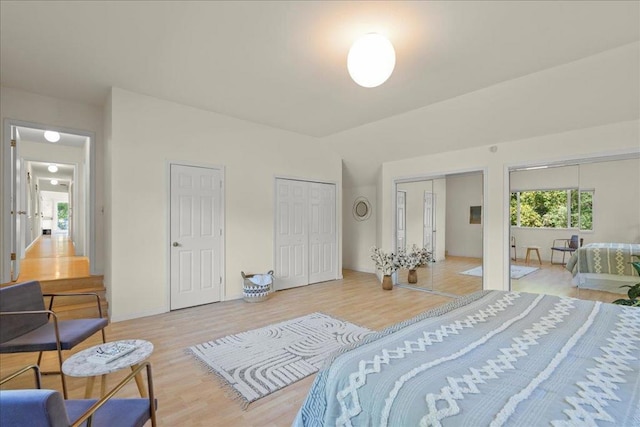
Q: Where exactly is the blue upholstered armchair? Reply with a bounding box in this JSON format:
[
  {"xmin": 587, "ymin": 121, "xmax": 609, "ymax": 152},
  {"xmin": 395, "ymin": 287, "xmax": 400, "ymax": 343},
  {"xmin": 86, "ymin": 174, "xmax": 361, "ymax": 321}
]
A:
[
  {"xmin": 0, "ymin": 281, "xmax": 108, "ymax": 399},
  {"xmin": 0, "ymin": 363, "xmax": 157, "ymax": 427},
  {"xmin": 550, "ymin": 235, "xmax": 584, "ymax": 265}
]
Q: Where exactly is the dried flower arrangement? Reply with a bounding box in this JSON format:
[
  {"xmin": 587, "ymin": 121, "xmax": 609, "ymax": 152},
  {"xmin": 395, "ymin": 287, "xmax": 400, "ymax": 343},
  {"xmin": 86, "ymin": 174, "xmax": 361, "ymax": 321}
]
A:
[
  {"xmin": 397, "ymin": 244, "xmax": 433, "ymax": 270},
  {"xmin": 370, "ymin": 247, "xmax": 400, "ymax": 276}
]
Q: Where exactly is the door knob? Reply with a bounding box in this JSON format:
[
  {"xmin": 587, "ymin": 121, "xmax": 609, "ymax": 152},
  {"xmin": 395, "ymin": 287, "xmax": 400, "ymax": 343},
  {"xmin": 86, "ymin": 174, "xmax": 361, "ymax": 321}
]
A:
[{"xmin": 172, "ymin": 242, "xmax": 180, "ymax": 247}]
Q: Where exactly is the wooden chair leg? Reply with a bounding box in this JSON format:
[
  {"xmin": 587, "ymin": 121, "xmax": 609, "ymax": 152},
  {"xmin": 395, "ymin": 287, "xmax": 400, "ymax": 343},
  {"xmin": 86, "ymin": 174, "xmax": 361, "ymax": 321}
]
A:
[
  {"xmin": 131, "ymin": 364, "xmax": 147, "ymax": 397},
  {"xmin": 85, "ymin": 376, "xmax": 96, "ymax": 398}
]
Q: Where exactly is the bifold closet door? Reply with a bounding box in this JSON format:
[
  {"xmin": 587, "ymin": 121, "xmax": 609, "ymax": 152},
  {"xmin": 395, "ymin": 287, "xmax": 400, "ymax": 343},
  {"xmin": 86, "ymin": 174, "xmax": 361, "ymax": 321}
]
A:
[
  {"xmin": 308, "ymin": 182, "xmax": 336, "ymax": 284},
  {"xmin": 275, "ymin": 179, "xmax": 336, "ymax": 290},
  {"xmin": 275, "ymin": 179, "xmax": 309, "ymax": 290}
]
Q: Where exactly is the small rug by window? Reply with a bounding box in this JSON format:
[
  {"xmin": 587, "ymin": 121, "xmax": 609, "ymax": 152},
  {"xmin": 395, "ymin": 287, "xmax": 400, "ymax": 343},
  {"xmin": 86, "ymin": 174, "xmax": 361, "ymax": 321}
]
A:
[
  {"xmin": 187, "ymin": 312, "xmax": 372, "ymax": 406},
  {"xmin": 460, "ymin": 265, "xmax": 539, "ymax": 280}
]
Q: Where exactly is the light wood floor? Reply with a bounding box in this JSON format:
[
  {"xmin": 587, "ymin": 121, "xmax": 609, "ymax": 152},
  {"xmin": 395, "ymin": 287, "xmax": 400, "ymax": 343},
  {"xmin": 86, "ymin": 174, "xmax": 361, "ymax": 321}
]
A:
[
  {"xmin": 1, "ymin": 261, "xmax": 620, "ymax": 426},
  {"xmin": 15, "ymin": 234, "xmax": 90, "ymax": 283},
  {"xmin": 397, "ymin": 256, "xmax": 483, "ymax": 295},
  {"xmin": 0, "ymin": 270, "xmax": 453, "ymax": 426},
  {"xmin": 398, "ymin": 256, "xmax": 622, "ymax": 303}
]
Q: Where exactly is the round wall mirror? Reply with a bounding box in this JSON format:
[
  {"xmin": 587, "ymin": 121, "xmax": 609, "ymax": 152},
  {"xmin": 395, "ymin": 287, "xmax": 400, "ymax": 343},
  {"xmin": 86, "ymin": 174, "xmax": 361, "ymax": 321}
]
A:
[{"xmin": 352, "ymin": 197, "xmax": 372, "ymax": 221}]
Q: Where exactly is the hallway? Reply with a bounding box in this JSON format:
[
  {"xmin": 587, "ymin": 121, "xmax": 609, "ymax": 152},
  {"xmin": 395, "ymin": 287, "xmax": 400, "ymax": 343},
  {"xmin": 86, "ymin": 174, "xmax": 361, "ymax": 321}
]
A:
[{"xmin": 17, "ymin": 233, "xmax": 90, "ymax": 282}]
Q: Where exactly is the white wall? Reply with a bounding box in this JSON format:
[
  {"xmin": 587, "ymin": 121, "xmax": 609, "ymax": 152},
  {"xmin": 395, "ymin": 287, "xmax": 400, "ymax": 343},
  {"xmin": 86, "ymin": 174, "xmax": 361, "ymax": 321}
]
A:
[
  {"xmin": 343, "ymin": 185, "xmax": 376, "ymax": 273},
  {"xmin": 445, "ymin": 173, "xmax": 483, "ymax": 258},
  {"xmin": 380, "ymin": 121, "xmax": 639, "ymax": 292},
  {"xmin": 0, "ymin": 86, "xmax": 105, "ymax": 281},
  {"xmin": 580, "ymin": 158, "xmax": 640, "ymax": 243},
  {"xmin": 510, "ymin": 158, "xmax": 640, "ymax": 261},
  {"xmin": 510, "ymin": 165, "xmax": 579, "ymax": 190},
  {"xmin": 106, "ymin": 88, "xmax": 342, "ymax": 321}
]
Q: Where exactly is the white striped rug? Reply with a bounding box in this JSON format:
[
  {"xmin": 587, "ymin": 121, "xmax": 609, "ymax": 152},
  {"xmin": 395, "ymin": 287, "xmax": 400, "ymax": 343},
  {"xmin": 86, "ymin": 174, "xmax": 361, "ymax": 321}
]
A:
[{"xmin": 188, "ymin": 312, "xmax": 372, "ymax": 405}]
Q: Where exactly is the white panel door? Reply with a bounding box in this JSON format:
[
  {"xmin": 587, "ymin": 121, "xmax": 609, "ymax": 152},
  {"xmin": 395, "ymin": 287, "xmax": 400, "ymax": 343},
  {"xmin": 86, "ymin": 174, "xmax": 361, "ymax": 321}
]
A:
[
  {"xmin": 423, "ymin": 191, "xmax": 435, "ymax": 253},
  {"xmin": 396, "ymin": 190, "xmax": 406, "ymax": 251},
  {"xmin": 275, "ymin": 179, "xmax": 309, "ymax": 290},
  {"xmin": 309, "ymin": 182, "xmax": 336, "ymax": 284},
  {"xmin": 170, "ymin": 164, "xmax": 222, "ymax": 310}
]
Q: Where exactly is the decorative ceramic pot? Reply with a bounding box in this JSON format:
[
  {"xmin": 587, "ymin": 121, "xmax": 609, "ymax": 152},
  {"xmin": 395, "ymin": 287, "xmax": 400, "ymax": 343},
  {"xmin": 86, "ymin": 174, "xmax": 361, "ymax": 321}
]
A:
[
  {"xmin": 408, "ymin": 269, "xmax": 418, "ymax": 284},
  {"xmin": 382, "ymin": 275, "xmax": 393, "ymax": 290}
]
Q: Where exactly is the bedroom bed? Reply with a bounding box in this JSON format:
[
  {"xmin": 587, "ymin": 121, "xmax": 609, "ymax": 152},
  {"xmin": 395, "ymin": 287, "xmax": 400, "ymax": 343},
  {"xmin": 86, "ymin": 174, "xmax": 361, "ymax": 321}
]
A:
[
  {"xmin": 565, "ymin": 243, "xmax": 640, "ymax": 294},
  {"xmin": 293, "ymin": 291, "xmax": 640, "ymax": 426}
]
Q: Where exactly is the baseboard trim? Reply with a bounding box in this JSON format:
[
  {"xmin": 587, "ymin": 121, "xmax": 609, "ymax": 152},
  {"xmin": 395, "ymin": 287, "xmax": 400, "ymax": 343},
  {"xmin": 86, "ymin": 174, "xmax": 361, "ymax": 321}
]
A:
[
  {"xmin": 110, "ymin": 306, "xmax": 167, "ymax": 323},
  {"xmin": 343, "ymin": 265, "xmax": 376, "ymax": 274}
]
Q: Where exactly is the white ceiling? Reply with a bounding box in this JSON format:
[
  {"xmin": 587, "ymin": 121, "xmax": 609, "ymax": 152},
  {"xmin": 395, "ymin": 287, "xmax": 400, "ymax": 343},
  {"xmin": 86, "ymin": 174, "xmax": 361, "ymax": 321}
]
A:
[{"xmin": 1, "ymin": 1, "xmax": 638, "ymax": 138}]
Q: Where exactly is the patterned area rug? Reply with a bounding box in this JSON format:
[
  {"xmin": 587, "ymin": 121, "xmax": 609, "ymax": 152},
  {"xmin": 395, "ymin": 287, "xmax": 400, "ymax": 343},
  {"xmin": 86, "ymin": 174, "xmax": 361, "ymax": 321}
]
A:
[
  {"xmin": 188, "ymin": 312, "xmax": 372, "ymax": 405},
  {"xmin": 460, "ymin": 265, "xmax": 539, "ymax": 279}
]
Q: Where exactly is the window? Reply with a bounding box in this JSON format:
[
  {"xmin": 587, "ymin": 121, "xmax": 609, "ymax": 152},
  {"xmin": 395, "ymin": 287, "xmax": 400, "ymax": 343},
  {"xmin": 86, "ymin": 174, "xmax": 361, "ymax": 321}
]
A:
[
  {"xmin": 57, "ymin": 202, "xmax": 69, "ymax": 230},
  {"xmin": 510, "ymin": 189, "xmax": 593, "ymax": 230}
]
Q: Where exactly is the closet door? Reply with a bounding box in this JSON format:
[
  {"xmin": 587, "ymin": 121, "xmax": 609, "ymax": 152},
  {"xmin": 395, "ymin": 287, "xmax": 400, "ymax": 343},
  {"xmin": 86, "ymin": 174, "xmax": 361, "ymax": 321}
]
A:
[
  {"xmin": 275, "ymin": 179, "xmax": 309, "ymax": 290},
  {"xmin": 309, "ymin": 182, "xmax": 336, "ymax": 284}
]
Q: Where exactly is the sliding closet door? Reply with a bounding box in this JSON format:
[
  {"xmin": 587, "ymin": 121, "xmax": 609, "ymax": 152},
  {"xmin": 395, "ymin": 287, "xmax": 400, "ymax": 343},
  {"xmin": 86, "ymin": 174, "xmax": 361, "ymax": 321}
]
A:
[
  {"xmin": 275, "ymin": 179, "xmax": 309, "ymax": 290},
  {"xmin": 309, "ymin": 182, "xmax": 336, "ymax": 284}
]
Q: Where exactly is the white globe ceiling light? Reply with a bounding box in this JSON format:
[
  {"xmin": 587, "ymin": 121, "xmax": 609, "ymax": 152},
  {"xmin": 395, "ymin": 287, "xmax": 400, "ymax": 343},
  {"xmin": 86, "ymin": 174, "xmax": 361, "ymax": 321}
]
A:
[
  {"xmin": 48, "ymin": 164, "xmax": 59, "ymax": 173},
  {"xmin": 44, "ymin": 131, "xmax": 61, "ymax": 143},
  {"xmin": 50, "ymin": 179, "xmax": 59, "ymax": 185},
  {"xmin": 347, "ymin": 33, "xmax": 396, "ymax": 88}
]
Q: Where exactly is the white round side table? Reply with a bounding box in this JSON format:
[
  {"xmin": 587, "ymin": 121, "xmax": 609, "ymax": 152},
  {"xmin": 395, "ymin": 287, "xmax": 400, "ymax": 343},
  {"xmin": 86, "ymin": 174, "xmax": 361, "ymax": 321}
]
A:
[{"xmin": 62, "ymin": 339, "xmax": 153, "ymax": 398}]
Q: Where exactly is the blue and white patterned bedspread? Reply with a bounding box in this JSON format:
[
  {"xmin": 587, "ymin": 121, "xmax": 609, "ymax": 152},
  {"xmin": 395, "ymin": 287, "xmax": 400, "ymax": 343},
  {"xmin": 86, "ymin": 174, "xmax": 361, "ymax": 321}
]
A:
[{"xmin": 293, "ymin": 291, "xmax": 640, "ymax": 426}]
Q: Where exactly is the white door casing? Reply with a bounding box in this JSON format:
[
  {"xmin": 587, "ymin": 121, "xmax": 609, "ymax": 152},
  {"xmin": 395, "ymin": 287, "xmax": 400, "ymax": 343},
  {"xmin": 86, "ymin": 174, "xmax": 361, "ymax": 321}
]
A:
[
  {"xmin": 396, "ymin": 190, "xmax": 406, "ymax": 251},
  {"xmin": 308, "ymin": 182, "xmax": 336, "ymax": 284},
  {"xmin": 423, "ymin": 191, "xmax": 436, "ymax": 253},
  {"xmin": 1, "ymin": 120, "xmax": 95, "ymax": 284},
  {"xmin": 275, "ymin": 179, "xmax": 309, "ymax": 290},
  {"xmin": 170, "ymin": 164, "xmax": 222, "ymax": 310},
  {"xmin": 10, "ymin": 126, "xmax": 22, "ymax": 281}
]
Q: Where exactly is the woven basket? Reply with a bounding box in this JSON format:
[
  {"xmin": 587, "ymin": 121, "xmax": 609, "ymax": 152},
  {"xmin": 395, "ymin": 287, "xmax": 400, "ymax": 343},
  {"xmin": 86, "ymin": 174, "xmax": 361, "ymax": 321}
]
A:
[{"xmin": 241, "ymin": 270, "xmax": 274, "ymax": 303}]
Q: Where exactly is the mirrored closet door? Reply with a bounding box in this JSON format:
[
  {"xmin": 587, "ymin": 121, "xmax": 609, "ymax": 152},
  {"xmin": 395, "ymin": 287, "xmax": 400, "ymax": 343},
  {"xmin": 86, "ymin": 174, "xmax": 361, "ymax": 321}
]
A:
[
  {"xmin": 509, "ymin": 155, "xmax": 640, "ymax": 303},
  {"xmin": 395, "ymin": 171, "xmax": 484, "ymax": 297}
]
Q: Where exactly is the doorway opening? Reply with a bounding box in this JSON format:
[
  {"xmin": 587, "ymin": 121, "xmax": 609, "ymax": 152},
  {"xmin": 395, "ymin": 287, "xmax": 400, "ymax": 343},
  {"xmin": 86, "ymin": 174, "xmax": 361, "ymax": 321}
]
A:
[
  {"xmin": 2, "ymin": 120, "xmax": 95, "ymax": 284},
  {"xmin": 508, "ymin": 153, "xmax": 640, "ymax": 303}
]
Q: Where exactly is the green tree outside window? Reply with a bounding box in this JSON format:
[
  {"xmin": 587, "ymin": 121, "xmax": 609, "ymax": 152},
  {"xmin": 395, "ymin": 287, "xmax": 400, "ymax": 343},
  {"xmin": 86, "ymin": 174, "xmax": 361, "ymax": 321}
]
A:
[{"xmin": 511, "ymin": 189, "xmax": 593, "ymax": 230}]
